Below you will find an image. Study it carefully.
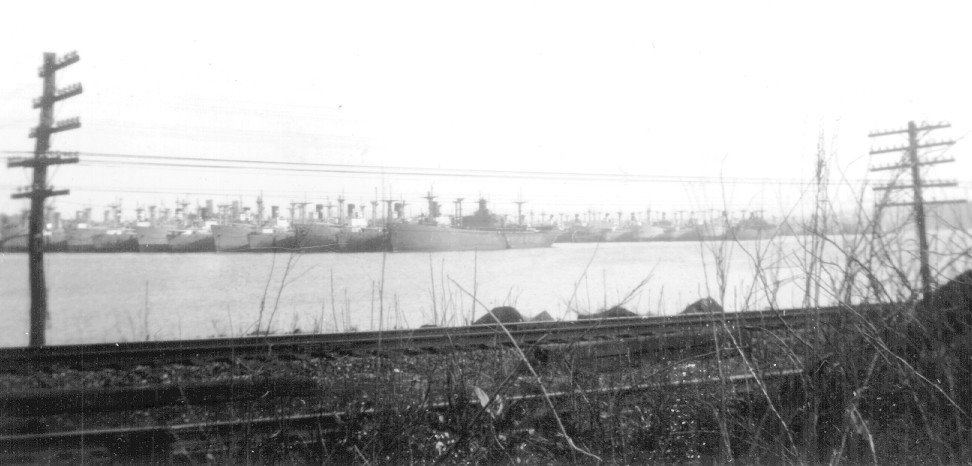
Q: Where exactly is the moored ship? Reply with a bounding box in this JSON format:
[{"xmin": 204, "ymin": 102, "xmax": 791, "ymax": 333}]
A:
[
  {"xmin": 502, "ymin": 228, "xmax": 560, "ymax": 249},
  {"xmin": 730, "ymin": 213, "xmax": 777, "ymax": 241},
  {"xmin": 0, "ymin": 223, "xmax": 28, "ymax": 252},
  {"xmin": 389, "ymin": 223, "xmax": 505, "ymax": 251},
  {"xmin": 388, "ymin": 196, "xmax": 557, "ymax": 252},
  {"xmin": 1, "ymin": 225, "xmax": 69, "ymax": 252},
  {"xmin": 135, "ymin": 225, "xmax": 171, "ymax": 252},
  {"xmin": 135, "ymin": 203, "xmax": 214, "ymax": 252},
  {"xmin": 697, "ymin": 221, "xmax": 728, "ymax": 241},
  {"xmin": 93, "ymin": 229, "xmax": 139, "ymax": 252},
  {"xmin": 554, "ymin": 215, "xmax": 611, "ymax": 243},
  {"xmin": 567, "ymin": 226, "xmax": 606, "ymax": 243},
  {"xmin": 168, "ymin": 228, "xmax": 215, "ymax": 252},
  {"xmin": 247, "ymin": 226, "xmax": 298, "ymax": 251},
  {"xmin": 343, "ymin": 226, "xmax": 384, "ymax": 252},
  {"xmin": 668, "ymin": 225, "xmax": 699, "ymax": 242},
  {"xmin": 635, "ymin": 223, "xmax": 667, "ymax": 241},
  {"xmin": 212, "ymin": 223, "xmax": 256, "ymax": 252},
  {"xmin": 43, "ymin": 228, "xmax": 68, "ymax": 252},
  {"xmin": 604, "ymin": 224, "xmax": 637, "ymax": 242},
  {"xmin": 294, "ymin": 222, "xmax": 348, "ymax": 252},
  {"xmin": 90, "ymin": 204, "xmax": 137, "ymax": 252},
  {"xmin": 603, "ymin": 213, "xmax": 639, "ymax": 242},
  {"xmin": 645, "ymin": 212, "xmax": 675, "ymax": 241},
  {"xmin": 389, "ymin": 223, "xmax": 558, "ymax": 252},
  {"xmin": 66, "ymin": 225, "xmax": 109, "ymax": 252}
]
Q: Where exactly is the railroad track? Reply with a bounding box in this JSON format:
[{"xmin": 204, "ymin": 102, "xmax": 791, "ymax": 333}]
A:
[
  {"xmin": 0, "ymin": 305, "xmax": 875, "ymax": 462},
  {"xmin": 0, "ymin": 368, "xmax": 804, "ymax": 462},
  {"xmin": 0, "ymin": 304, "xmax": 883, "ymax": 372}
]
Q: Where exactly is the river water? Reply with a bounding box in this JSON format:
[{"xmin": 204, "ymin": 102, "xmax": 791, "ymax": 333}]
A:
[{"xmin": 2, "ymin": 234, "xmax": 969, "ymax": 346}]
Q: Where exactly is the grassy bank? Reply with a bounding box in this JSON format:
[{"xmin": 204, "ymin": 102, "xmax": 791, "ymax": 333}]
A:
[
  {"xmin": 213, "ymin": 209, "xmax": 971, "ymax": 463},
  {"xmin": 195, "ymin": 293, "xmax": 966, "ymax": 464}
]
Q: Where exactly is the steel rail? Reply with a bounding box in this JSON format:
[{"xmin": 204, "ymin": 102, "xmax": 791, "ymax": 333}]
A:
[
  {"xmin": 0, "ymin": 376, "xmax": 321, "ymax": 416},
  {"xmin": 0, "ymin": 305, "xmax": 884, "ymax": 372},
  {"xmin": 0, "ymin": 332, "xmax": 740, "ymax": 417},
  {"xmin": 0, "ymin": 368, "xmax": 803, "ymax": 456}
]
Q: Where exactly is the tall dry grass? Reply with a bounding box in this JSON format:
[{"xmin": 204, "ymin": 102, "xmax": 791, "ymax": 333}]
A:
[{"xmin": 194, "ymin": 166, "xmax": 971, "ymax": 463}]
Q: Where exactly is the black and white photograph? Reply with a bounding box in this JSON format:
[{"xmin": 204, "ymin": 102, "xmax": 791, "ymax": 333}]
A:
[{"xmin": 1, "ymin": 1, "xmax": 970, "ymax": 463}]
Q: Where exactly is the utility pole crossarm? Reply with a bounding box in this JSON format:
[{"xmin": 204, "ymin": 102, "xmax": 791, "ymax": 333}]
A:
[
  {"xmin": 29, "ymin": 117, "xmax": 81, "ymax": 138},
  {"xmin": 11, "ymin": 188, "xmax": 70, "ymax": 200},
  {"xmin": 32, "ymin": 83, "xmax": 83, "ymax": 108},
  {"xmin": 924, "ymin": 199, "xmax": 967, "ymax": 206},
  {"xmin": 872, "ymin": 180, "xmax": 958, "ymax": 191},
  {"xmin": 7, "ymin": 152, "xmax": 80, "ymax": 168},
  {"xmin": 869, "ymin": 140, "xmax": 954, "ymax": 155},
  {"xmin": 37, "ymin": 50, "xmax": 79, "ymax": 77},
  {"xmin": 876, "ymin": 199, "xmax": 967, "ymax": 208},
  {"xmin": 868, "ymin": 122, "xmax": 951, "ymax": 137},
  {"xmin": 870, "ymin": 157, "xmax": 955, "ymax": 171}
]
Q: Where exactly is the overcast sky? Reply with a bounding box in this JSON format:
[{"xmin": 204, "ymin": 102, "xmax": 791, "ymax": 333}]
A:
[{"xmin": 2, "ymin": 1, "xmax": 970, "ymax": 221}]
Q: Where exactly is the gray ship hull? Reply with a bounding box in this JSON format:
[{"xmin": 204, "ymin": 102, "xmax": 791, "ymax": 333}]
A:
[
  {"xmin": 169, "ymin": 230, "xmax": 215, "ymax": 252},
  {"xmin": 67, "ymin": 227, "xmax": 108, "ymax": 252},
  {"xmin": 248, "ymin": 224, "xmax": 349, "ymax": 252},
  {"xmin": 135, "ymin": 226, "xmax": 172, "ymax": 252},
  {"xmin": 1, "ymin": 226, "xmax": 28, "ymax": 252},
  {"xmin": 293, "ymin": 223, "xmax": 347, "ymax": 252},
  {"xmin": 388, "ymin": 223, "xmax": 556, "ymax": 252},
  {"xmin": 211, "ymin": 224, "xmax": 255, "ymax": 252},
  {"xmin": 344, "ymin": 228, "xmax": 386, "ymax": 252},
  {"xmin": 635, "ymin": 225, "xmax": 667, "ymax": 241},
  {"xmin": 1, "ymin": 227, "xmax": 68, "ymax": 252},
  {"xmin": 604, "ymin": 228, "xmax": 637, "ymax": 242},
  {"xmin": 731, "ymin": 227, "xmax": 777, "ymax": 241},
  {"xmin": 93, "ymin": 231, "xmax": 139, "ymax": 252},
  {"xmin": 247, "ymin": 229, "xmax": 297, "ymax": 251}
]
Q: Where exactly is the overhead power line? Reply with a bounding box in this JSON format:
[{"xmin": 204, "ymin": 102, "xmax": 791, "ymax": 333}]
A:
[
  {"xmin": 0, "ymin": 182, "xmax": 781, "ymax": 210},
  {"xmin": 4, "ymin": 150, "xmax": 871, "ymax": 186}
]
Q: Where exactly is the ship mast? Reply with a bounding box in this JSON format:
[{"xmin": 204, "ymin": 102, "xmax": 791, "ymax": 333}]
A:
[
  {"xmin": 296, "ymin": 201, "xmax": 310, "ymax": 223},
  {"xmin": 255, "ymin": 196, "xmax": 264, "ymax": 224},
  {"xmin": 107, "ymin": 201, "xmax": 122, "ymax": 228},
  {"xmin": 382, "ymin": 199, "xmax": 394, "ymax": 226},
  {"xmin": 514, "ymin": 197, "xmax": 526, "ymax": 227},
  {"xmin": 454, "ymin": 198, "xmax": 464, "ymax": 227},
  {"xmin": 337, "ymin": 195, "xmax": 345, "ymax": 225},
  {"xmin": 176, "ymin": 199, "xmax": 190, "ymax": 226},
  {"xmin": 422, "ymin": 190, "xmax": 438, "ymax": 223}
]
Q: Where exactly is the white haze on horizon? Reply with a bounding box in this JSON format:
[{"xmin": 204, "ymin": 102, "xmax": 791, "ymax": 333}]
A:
[{"xmin": 1, "ymin": 1, "xmax": 971, "ymax": 222}]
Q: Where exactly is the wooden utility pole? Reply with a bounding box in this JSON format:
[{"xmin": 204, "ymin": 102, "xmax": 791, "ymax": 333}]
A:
[
  {"xmin": 8, "ymin": 51, "xmax": 82, "ymax": 347},
  {"xmin": 869, "ymin": 121, "xmax": 965, "ymax": 297}
]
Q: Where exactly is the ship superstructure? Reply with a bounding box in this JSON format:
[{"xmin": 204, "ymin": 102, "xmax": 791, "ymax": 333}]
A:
[{"xmin": 388, "ymin": 193, "xmax": 557, "ymax": 252}]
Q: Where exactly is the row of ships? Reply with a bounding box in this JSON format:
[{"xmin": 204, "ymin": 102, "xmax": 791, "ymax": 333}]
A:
[{"xmin": 1, "ymin": 195, "xmax": 837, "ymax": 254}]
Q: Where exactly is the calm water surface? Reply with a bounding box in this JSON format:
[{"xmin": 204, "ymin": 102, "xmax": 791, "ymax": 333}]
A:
[{"xmin": 3, "ymin": 236, "xmax": 966, "ymax": 346}]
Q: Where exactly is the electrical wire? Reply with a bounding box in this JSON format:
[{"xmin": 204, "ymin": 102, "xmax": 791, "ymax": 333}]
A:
[{"xmin": 2, "ymin": 150, "xmax": 867, "ymax": 186}]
